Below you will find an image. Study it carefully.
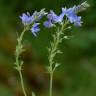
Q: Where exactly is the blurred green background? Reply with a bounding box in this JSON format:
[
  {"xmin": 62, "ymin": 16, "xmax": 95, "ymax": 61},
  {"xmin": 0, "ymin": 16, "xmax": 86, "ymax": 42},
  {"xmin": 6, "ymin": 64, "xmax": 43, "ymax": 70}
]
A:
[{"xmin": 0, "ymin": 0, "xmax": 96, "ymax": 96}]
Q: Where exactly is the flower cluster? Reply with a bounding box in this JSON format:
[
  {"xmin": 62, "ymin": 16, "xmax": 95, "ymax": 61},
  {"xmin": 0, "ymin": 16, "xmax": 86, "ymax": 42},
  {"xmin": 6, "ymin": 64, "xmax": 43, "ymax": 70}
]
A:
[
  {"xmin": 44, "ymin": 6, "xmax": 82, "ymax": 28},
  {"xmin": 43, "ymin": 10, "xmax": 64, "ymax": 28},
  {"xmin": 20, "ymin": 1, "xmax": 89, "ymax": 36},
  {"xmin": 20, "ymin": 9, "xmax": 47, "ymax": 36}
]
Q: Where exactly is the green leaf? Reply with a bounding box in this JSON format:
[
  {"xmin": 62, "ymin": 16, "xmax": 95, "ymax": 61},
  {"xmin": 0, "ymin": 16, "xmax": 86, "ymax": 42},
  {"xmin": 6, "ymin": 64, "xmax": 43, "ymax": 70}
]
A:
[
  {"xmin": 32, "ymin": 92, "xmax": 36, "ymax": 96},
  {"xmin": 55, "ymin": 63, "xmax": 60, "ymax": 68}
]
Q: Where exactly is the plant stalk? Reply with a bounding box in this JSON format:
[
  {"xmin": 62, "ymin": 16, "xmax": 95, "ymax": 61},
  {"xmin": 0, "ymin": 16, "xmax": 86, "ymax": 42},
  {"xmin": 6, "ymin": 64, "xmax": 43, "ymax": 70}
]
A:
[
  {"xmin": 19, "ymin": 69, "xmax": 27, "ymax": 96},
  {"xmin": 48, "ymin": 21, "xmax": 69, "ymax": 96},
  {"xmin": 15, "ymin": 27, "xmax": 28, "ymax": 96}
]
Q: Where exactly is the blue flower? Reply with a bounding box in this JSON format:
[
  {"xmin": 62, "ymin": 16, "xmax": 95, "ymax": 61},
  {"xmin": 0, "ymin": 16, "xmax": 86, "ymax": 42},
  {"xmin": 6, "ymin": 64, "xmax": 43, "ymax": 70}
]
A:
[
  {"xmin": 20, "ymin": 13, "xmax": 34, "ymax": 26},
  {"xmin": 64, "ymin": 7, "xmax": 77, "ymax": 23},
  {"xmin": 44, "ymin": 10, "xmax": 64, "ymax": 28},
  {"xmin": 74, "ymin": 16, "xmax": 82, "ymax": 26},
  {"xmin": 43, "ymin": 20, "xmax": 54, "ymax": 28},
  {"xmin": 62, "ymin": 7, "xmax": 82, "ymax": 26},
  {"xmin": 31, "ymin": 23, "xmax": 40, "ymax": 36},
  {"xmin": 49, "ymin": 10, "xmax": 64, "ymax": 23}
]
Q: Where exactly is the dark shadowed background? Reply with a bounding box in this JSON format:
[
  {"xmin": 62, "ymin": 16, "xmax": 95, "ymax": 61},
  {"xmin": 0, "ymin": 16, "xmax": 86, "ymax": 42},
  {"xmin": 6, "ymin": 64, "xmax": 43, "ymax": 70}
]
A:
[{"xmin": 0, "ymin": 0, "xmax": 96, "ymax": 96}]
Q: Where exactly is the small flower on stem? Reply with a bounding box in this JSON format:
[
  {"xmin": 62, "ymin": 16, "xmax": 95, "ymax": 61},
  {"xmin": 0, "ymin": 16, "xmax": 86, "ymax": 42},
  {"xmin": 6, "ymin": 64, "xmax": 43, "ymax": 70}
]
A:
[
  {"xmin": 20, "ymin": 13, "xmax": 34, "ymax": 26},
  {"xmin": 31, "ymin": 23, "xmax": 40, "ymax": 37},
  {"xmin": 44, "ymin": 10, "xmax": 64, "ymax": 28},
  {"xmin": 62, "ymin": 7, "xmax": 82, "ymax": 26}
]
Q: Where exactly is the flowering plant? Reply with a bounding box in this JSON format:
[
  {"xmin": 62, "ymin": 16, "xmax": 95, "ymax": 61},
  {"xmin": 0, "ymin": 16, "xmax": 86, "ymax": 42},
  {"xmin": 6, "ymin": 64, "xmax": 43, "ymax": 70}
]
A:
[{"xmin": 14, "ymin": 1, "xmax": 90, "ymax": 96}]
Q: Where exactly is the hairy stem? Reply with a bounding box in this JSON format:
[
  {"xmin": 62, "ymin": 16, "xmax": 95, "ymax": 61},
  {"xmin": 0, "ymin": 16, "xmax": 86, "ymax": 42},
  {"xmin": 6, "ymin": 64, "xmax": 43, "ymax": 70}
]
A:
[
  {"xmin": 48, "ymin": 21, "xmax": 69, "ymax": 96},
  {"xmin": 15, "ymin": 27, "xmax": 28, "ymax": 96}
]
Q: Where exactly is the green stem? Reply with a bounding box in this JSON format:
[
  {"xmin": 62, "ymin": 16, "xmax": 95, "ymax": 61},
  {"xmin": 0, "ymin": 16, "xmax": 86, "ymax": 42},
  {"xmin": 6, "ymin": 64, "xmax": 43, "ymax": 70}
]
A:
[
  {"xmin": 49, "ymin": 72, "xmax": 53, "ymax": 96},
  {"xmin": 15, "ymin": 26, "xmax": 28, "ymax": 96},
  {"xmin": 48, "ymin": 21, "xmax": 69, "ymax": 96},
  {"xmin": 19, "ymin": 69, "xmax": 27, "ymax": 96}
]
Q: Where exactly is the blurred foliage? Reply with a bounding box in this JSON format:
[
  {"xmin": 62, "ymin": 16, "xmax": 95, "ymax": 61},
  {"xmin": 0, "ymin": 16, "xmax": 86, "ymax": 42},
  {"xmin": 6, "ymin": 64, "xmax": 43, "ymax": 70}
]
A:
[{"xmin": 0, "ymin": 0, "xmax": 96, "ymax": 96}]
